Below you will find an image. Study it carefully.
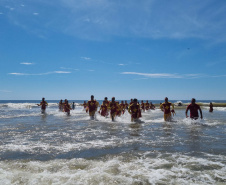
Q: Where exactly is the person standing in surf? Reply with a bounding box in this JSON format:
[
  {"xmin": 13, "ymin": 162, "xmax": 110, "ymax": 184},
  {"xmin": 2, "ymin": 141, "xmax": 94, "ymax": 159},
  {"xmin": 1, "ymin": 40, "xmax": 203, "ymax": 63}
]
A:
[
  {"xmin": 58, "ymin": 99, "xmax": 63, "ymax": 111},
  {"xmin": 186, "ymin": 98, "xmax": 203, "ymax": 120},
  {"xmin": 87, "ymin": 95, "xmax": 98, "ymax": 119},
  {"xmin": 64, "ymin": 99, "xmax": 72, "ymax": 116},
  {"xmin": 102, "ymin": 97, "xmax": 110, "ymax": 115},
  {"xmin": 145, "ymin": 100, "xmax": 150, "ymax": 111},
  {"xmin": 141, "ymin": 100, "xmax": 145, "ymax": 112},
  {"xmin": 125, "ymin": 100, "xmax": 129, "ymax": 110},
  {"xmin": 71, "ymin": 102, "xmax": 75, "ymax": 110},
  {"xmin": 109, "ymin": 97, "xmax": 118, "ymax": 121},
  {"xmin": 38, "ymin": 97, "xmax": 48, "ymax": 114},
  {"xmin": 99, "ymin": 101, "xmax": 109, "ymax": 117},
  {"xmin": 82, "ymin": 101, "xmax": 87, "ymax": 112},
  {"xmin": 119, "ymin": 101, "xmax": 126, "ymax": 114},
  {"xmin": 160, "ymin": 97, "xmax": 175, "ymax": 121},
  {"xmin": 128, "ymin": 98, "xmax": 142, "ymax": 122},
  {"xmin": 103, "ymin": 97, "xmax": 110, "ymax": 106},
  {"xmin": 209, "ymin": 102, "xmax": 213, "ymax": 112},
  {"xmin": 149, "ymin": 102, "xmax": 155, "ymax": 110}
]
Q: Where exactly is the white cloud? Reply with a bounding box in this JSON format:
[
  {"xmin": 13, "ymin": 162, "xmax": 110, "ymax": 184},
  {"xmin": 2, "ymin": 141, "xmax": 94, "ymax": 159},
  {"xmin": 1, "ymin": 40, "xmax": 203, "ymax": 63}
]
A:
[
  {"xmin": 20, "ymin": 62, "xmax": 35, "ymax": 65},
  {"xmin": 118, "ymin": 64, "xmax": 126, "ymax": 66},
  {"xmin": 121, "ymin": 72, "xmax": 225, "ymax": 79},
  {"xmin": 121, "ymin": 72, "xmax": 183, "ymax": 78},
  {"xmin": 9, "ymin": 73, "xmax": 27, "ymax": 75},
  {"xmin": 8, "ymin": 71, "xmax": 71, "ymax": 76},
  {"xmin": 33, "ymin": 12, "xmax": 39, "ymax": 15},
  {"xmin": 54, "ymin": 71, "xmax": 71, "ymax": 74},
  {"xmin": 81, "ymin": 57, "xmax": 91, "ymax": 60}
]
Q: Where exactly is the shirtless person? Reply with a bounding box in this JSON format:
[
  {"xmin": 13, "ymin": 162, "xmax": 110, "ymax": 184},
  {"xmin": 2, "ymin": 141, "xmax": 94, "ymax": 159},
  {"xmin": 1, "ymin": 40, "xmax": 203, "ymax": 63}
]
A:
[
  {"xmin": 38, "ymin": 97, "xmax": 48, "ymax": 114},
  {"xmin": 186, "ymin": 98, "xmax": 203, "ymax": 120}
]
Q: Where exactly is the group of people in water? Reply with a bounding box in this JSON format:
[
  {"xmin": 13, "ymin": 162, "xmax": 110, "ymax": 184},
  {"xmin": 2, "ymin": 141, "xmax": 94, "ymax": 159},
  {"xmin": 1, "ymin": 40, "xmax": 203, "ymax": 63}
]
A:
[
  {"xmin": 82, "ymin": 96, "xmax": 156, "ymax": 122},
  {"xmin": 58, "ymin": 99, "xmax": 75, "ymax": 115},
  {"xmin": 38, "ymin": 98, "xmax": 75, "ymax": 115},
  {"xmin": 38, "ymin": 96, "xmax": 209, "ymax": 122}
]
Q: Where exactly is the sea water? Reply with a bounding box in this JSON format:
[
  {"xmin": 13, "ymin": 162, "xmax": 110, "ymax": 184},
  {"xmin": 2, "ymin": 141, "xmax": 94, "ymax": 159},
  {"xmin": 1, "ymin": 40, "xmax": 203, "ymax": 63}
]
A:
[{"xmin": 0, "ymin": 100, "xmax": 226, "ymax": 184}]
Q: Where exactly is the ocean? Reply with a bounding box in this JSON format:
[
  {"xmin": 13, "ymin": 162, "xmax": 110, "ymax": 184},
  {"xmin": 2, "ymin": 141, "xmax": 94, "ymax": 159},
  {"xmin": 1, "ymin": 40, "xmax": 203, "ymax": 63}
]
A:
[{"xmin": 0, "ymin": 100, "xmax": 226, "ymax": 184}]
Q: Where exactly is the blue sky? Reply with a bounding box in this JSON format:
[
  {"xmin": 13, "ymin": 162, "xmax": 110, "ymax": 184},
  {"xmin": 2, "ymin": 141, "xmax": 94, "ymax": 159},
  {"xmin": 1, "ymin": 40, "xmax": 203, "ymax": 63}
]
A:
[{"xmin": 0, "ymin": 0, "xmax": 226, "ymax": 100}]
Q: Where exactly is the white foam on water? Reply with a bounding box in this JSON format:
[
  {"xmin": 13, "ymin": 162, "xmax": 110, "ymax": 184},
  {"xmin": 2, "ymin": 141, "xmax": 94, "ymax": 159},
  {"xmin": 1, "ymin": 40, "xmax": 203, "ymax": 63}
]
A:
[
  {"xmin": 0, "ymin": 103, "xmax": 59, "ymax": 110},
  {"xmin": 0, "ymin": 130, "xmax": 126, "ymax": 154},
  {"xmin": 0, "ymin": 152, "xmax": 225, "ymax": 185},
  {"xmin": 212, "ymin": 107, "xmax": 226, "ymax": 111},
  {"xmin": 145, "ymin": 117, "xmax": 165, "ymax": 123},
  {"xmin": 176, "ymin": 117, "xmax": 225, "ymax": 127},
  {"xmin": 0, "ymin": 112, "xmax": 41, "ymax": 119},
  {"xmin": 5, "ymin": 103, "xmax": 35, "ymax": 109}
]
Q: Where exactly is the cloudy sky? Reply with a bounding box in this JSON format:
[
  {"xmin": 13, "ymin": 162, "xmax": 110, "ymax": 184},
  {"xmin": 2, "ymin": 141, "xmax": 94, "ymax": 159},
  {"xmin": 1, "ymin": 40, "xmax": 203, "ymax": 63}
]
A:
[{"xmin": 1, "ymin": 0, "xmax": 226, "ymax": 100}]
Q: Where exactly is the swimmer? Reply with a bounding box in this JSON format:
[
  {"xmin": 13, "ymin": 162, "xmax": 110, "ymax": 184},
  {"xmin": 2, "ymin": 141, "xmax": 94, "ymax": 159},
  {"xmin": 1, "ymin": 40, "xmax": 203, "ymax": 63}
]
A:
[
  {"xmin": 149, "ymin": 102, "xmax": 155, "ymax": 110},
  {"xmin": 87, "ymin": 95, "xmax": 98, "ymax": 119},
  {"xmin": 160, "ymin": 97, "xmax": 175, "ymax": 121},
  {"xmin": 58, "ymin": 99, "xmax": 63, "ymax": 111},
  {"xmin": 109, "ymin": 97, "xmax": 118, "ymax": 121},
  {"xmin": 103, "ymin": 97, "xmax": 110, "ymax": 106},
  {"xmin": 116, "ymin": 101, "xmax": 122, "ymax": 117},
  {"xmin": 125, "ymin": 101, "xmax": 129, "ymax": 110},
  {"xmin": 37, "ymin": 97, "xmax": 48, "ymax": 114},
  {"xmin": 99, "ymin": 101, "xmax": 109, "ymax": 117},
  {"xmin": 141, "ymin": 100, "xmax": 145, "ymax": 112},
  {"xmin": 145, "ymin": 100, "xmax": 150, "ymax": 111},
  {"xmin": 129, "ymin": 99, "xmax": 134, "ymax": 105},
  {"xmin": 120, "ymin": 101, "xmax": 126, "ymax": 114},
  {"xmin": 71, "ymin": 102, "xmax": 75, "ymax": 110},
  {"xmin": 128, "ymin": 98, "xmax": 142, "ymax": 122},
  {"xmin": 64, "ymin": 99, "xmax": 72, "ymax": 116},
  {"xmin": 82, "ymin": 101, "xmax": 87, "ymax": 112},
  {"xmin": 209, "ymin": 102, "xmax": 213, "ymax": 112},
  {"xmin": 185, "ymin": 98, "xmax": 203, "ymax": 120}
]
